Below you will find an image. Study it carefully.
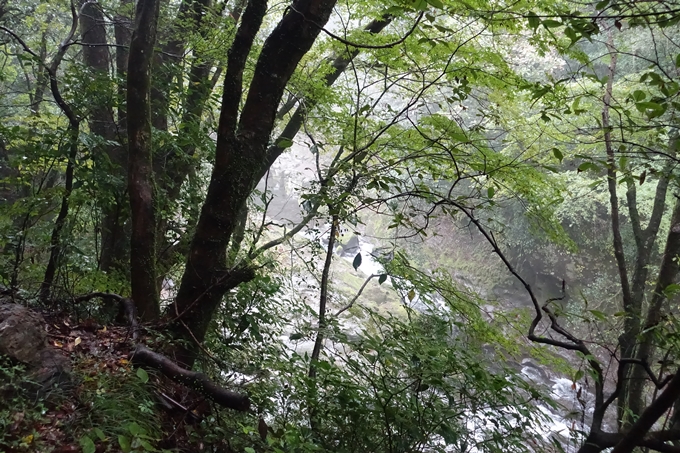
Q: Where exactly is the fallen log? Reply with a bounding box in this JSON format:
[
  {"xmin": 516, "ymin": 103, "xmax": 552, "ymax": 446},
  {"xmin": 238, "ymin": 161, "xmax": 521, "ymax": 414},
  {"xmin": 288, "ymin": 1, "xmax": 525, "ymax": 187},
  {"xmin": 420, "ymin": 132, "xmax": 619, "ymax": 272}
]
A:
[{"xmin": 130, "ymin": 344, "xmax": 250, "ymax": 412}]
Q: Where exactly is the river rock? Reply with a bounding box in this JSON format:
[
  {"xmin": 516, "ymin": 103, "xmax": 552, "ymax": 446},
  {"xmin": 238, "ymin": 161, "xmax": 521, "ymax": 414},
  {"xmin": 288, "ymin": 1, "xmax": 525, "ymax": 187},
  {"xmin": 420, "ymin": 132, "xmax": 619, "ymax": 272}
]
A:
[{"xmin": 340, "ymin": 235, "xmax": 360, "ymax": 256}]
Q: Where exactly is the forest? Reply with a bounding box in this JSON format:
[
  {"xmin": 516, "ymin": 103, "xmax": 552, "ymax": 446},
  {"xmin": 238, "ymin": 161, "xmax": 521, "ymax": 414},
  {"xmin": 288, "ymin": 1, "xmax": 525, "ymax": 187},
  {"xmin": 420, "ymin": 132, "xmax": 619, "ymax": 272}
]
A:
[{"xmin": 0, "ymin": 0, "xmax": 679, "ymax": 451}]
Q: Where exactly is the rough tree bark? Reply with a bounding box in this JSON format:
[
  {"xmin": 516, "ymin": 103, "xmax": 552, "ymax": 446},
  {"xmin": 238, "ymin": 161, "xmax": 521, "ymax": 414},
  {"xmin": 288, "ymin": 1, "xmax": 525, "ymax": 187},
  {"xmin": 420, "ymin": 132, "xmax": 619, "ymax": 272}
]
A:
[{"xmin": 127, "ymin": 0, "xmax": 162, "ymax": 321}]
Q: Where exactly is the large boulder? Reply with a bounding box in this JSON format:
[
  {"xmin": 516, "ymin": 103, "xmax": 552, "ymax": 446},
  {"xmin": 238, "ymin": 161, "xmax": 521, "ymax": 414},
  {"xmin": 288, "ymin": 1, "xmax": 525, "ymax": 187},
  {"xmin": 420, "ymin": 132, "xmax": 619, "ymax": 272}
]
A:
[
  {"xmin": 339, "ymin": 235, "xmax": 360, "ymax": 257},
  {"xmin": 0, "ymin": 301, "xmax": 71, "ymax": 393}
]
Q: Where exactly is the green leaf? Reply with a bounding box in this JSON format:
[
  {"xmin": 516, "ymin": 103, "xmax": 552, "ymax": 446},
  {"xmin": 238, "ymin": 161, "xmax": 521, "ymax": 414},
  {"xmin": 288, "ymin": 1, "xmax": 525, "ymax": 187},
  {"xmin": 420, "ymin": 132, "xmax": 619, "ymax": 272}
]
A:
[
  {"xmin": 564, "ymin": 27, "xmax": 579, "ymax": 46},
  {"xmin": 577, "ymin": 162, "xmax": 597, "ymax": 173},
  {"xmin": 551, "ymin": 436, "xmax": 567, "ymax": 453},
  {"xmin": 245, "ymin": 448, "xmax": 256, "ymax": 453},
  {"xmin": 426, "ymin": 0, "xmax": 444, "ymax": 9},
  {"xmin": 595, "ymin": 0, "xmax": 609, "ymax": 9},
  {"xmin": 384, "ymin": 5, "xmax": 405, "ymax": 15},
  {"xmin": 552, "ymin": 148, "xmax": 563, "ymax": 162},
  {"xmin": 541, "ymin": 19, "xmax": 562, "ymax": 28},
  {"xmin": 79, "ymin": 436, "xmax": 96, "ymax": 453},
  {"xmin": 527, "ymin": 12, "xmax": 540, "ymax": 31},
  {"xmin": 589, "ymin": 310, "xmax": 607, "ymax": 321},
  {"xmin": 128, "ymin": 422, "xmax": 144, "ymax": 436},
  {"xmin": 487, "ymin": 186, "xmax": 495, "ymax": 198},
  {"xmin": 663, "ymin": 283, "xmax": 680, "ymax": 298},
  {"xmin": 631, "ymin": 90, "xmax": 646, "ymax": 102},
  {"xmin": 574, "ymin": 369, "xmax": 584, "ymax": 382},
  {"xmin": 289, "ymin": 333, "xmax": 304, "ymax": 340},
  {"xmin": 437, "ymin": 422, "xmax": 458, "ymax": 444},
  {"xmin": 136, "ymin": 367, "xmax": 149, "ymax": 384},
  {"xmin": 635, "ymin": 101, "xmax": 666, "ymax": 117},
  {"xmin": 676, "ymin": 53, "xmax": 680, "ymax": 67},
  {"xmin": 140, "ymin": 440, "xmax": 155, "ymax": 451},
  {"xmin": 407, "ymin": 289, "xmax": 416, "ymax": 301},
  {"xmin": 353, "ymin": 253, "xmax": 362, "ymax": 270},
  {"xmin": 379, "ymin": 274, "xmax": 387, "ymax": 285},
  {"xmin": 449, "ymin": 131, "xmax": 467, "ymax": 142},
  {"xmin": 119, "ymin": 435, "xmax": 131, "ymax": 453},
  {"xmin": 317, "ymin": 360, "xmax": 332, "ymax": 370},
  {"xmin": 94, "ymin": 428, "xmax": 106, "ymax": 441},
  {"xmin": 277, "ymin": 138, "xmax": 293, "ymax": 148}
]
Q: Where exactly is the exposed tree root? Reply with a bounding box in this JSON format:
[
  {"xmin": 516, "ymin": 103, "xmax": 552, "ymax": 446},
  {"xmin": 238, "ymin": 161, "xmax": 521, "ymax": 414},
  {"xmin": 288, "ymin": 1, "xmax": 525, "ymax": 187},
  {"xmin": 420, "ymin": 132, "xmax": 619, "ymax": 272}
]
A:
[{"xmin": 130, "ymin": 344, "xmax": 250, "ymax": 412}]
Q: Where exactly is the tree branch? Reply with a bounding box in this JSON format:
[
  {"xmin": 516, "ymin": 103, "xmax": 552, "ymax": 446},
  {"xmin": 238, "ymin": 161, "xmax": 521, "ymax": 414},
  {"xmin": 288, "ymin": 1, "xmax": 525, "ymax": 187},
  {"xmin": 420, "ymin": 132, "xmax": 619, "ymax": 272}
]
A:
[
  {"xmin": 334, "ymin": 274, "xmax": 379, "ymax": 317},
  {"xmin": 612, "ymin": 370, "xmax": 680, "ymax": 453},
  {"xmin": 131, "ymin": 345, "xmax": 250, "ymax": 412}
]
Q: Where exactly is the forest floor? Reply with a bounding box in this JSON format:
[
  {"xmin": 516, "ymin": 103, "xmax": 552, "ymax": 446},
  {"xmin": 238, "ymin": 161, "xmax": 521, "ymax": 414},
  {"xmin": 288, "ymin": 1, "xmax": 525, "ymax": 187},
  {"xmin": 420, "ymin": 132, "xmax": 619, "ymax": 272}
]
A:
[{"xmin": 1, "ymin": 309, "xmax": 221, "ymax": 453}]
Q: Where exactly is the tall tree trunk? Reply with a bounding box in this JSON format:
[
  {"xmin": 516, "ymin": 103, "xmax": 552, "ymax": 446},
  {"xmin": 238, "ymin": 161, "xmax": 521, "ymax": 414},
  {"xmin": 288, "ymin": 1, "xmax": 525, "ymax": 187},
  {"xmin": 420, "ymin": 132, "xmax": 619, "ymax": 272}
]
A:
[
  {"xmin": 127, "ymin": 0, "xmax": 162, "ymax": 321},
  {"xmin": 627, "ymin": 198, "xmax": 680, "ymax": 418},
  {"xmin": 154, "ymin": 0, "xmax": 221, "ymax": 283},
  {"xmin": 79, "ymin": 0, "xmax": 128, "ymax": 274},
  {"xmin": 29, "ymin": 32, "xmax": 48, "ymax": 115},
  {"xmin": 149, "ymin": 0, "xmax": 213, "ymax": 134},
  {"xmin": 40, "ymin": 124, "xmax": 79, "ymax": 301},
  {"xmin": 3, "ymin": 31, "xmax": 49, "ymax": 287},
  {"xmin": 168, "ymin": 0, "xmax": 337, "ymax": 368},
  {"xmin": 39, "ymin": 4, "xmax": 83, "ymax": 301},
  {"xmin": 98, "ymin": 0, "xmax": 134, "ymax": 273},
  {"xmin": 599, "ymin": 37, "xmax": 637, "ymax": 427}
]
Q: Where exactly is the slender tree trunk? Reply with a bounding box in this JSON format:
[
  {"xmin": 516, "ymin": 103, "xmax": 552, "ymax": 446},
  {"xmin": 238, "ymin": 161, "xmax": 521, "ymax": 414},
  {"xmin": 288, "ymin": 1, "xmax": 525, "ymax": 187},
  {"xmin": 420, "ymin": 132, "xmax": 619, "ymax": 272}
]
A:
[
  {"xmin": 309, "ymin": 214, "xmax": 338, "ymax": 378},
  {"xmin": 30, "ymin": 32, "xmax": 48, "ymax": 115},
  {"xmin": 127, "ymin": 0, "xmax": 162, "ymax": 321},
  {"xmin": 98, "ymin": 0, "xmax": 134, "ymax": 273},
  {"xmin": 40, "ymin": 124, "xmax": 79, "ymax": 301},
  {"xmin": 153, "ymin": 0, "xmax": 221, "ymax": 282},
  {"xmin": 115, "ymin": 0, "xmax": 132, "ymax": 131},
  {"xmin": 3, "ymin": 31, "xmax": 48, "ymax": 286},
  {"xmin": 39, "ymin": 5, "xmax": 83, "ymax": 301},
  {"xmin": 599, "ymin": 38, "xmax": 638, "ymax": 426},
  {"xmin": 627, "ymin": 198, "xmax": 680, "ymax": 417},
  {"xmin": 149, "ymin": 0, "xmax": 212, "ymax": 135},
  {"xmin": 79, "ymin": 0, "xmax": 129, "ymax": 274}
]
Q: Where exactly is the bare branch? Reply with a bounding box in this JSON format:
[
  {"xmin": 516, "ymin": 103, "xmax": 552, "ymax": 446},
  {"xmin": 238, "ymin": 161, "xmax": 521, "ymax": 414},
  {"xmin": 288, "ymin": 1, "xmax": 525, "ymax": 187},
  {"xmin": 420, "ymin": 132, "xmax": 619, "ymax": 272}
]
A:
[{"xmin": 334, "ymin": 274, "xmax": 380, "ymax": 317}]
